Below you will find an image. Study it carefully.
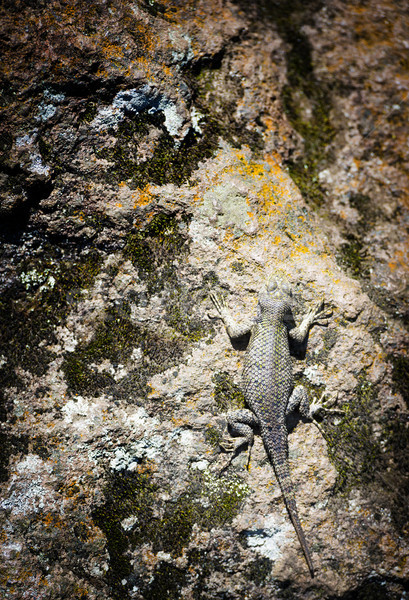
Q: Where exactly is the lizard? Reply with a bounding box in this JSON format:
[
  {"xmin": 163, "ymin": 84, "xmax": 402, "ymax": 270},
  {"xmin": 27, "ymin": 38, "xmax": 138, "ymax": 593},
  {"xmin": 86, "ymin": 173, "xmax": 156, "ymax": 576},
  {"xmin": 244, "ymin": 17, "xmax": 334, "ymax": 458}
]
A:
[{"xmin": 210, "ymin": 276, "xmax": 334, "ymax": 578}]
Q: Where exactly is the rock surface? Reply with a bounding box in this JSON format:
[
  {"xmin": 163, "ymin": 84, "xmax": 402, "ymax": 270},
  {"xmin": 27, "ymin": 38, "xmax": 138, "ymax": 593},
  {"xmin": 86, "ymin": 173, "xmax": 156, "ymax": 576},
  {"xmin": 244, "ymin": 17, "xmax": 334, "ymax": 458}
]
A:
[{"xmin": 0, "ymin": 1, "xmax": 408, "ymax": 598}]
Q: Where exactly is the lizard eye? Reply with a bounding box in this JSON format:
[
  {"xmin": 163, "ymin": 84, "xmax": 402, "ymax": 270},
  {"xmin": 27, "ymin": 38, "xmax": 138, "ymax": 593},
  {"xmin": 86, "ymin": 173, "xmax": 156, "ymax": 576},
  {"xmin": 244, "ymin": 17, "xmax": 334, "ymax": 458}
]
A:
[
  {"xmin": 267, "ymin": 278, "xmax": 277, "ymax": 291},
  {"xmin": 281, "ymin": 281, "xmax": 291, "ymax": 295}
]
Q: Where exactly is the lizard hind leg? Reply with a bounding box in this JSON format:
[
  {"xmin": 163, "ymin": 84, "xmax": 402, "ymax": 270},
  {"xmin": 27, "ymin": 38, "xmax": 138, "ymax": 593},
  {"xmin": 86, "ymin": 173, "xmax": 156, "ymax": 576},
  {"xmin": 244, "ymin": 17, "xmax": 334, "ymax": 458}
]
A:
[
  {"xmin": 286, "ymin": 385, "xmax": 310, "ymax": 418},
  {"xmin": 219, "ymin": 409, "xmax": 259, "ymax": 473},
  {"xmin": 287, "ymin": 386, "xmax": 344, "ymax": 436}
]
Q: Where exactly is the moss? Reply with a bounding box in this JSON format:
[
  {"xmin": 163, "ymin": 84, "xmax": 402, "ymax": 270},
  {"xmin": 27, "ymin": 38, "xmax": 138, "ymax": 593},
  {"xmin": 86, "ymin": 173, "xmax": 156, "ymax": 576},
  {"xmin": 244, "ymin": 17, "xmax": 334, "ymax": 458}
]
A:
[
  {"xmin": 123, "ymin": 212, "xmax": 190, "ymax": 292},
  {"xmin": 231, "ymin": 260, "xmax": 246, "ymax": 273},
  {"xmin": 322, "ymin": 375, "xmax": 407, "ymax": 530},
  {"xmin": 212, "ymin": 371, "xmax": 246, "ymax": 411},
  {"xmin": 0, "ymin": 249, "xmax": 102, "ymax": 379},
  {"xmin": 337, "ymin": 233, "xmax": 368, "ymax": 279},
  {"xmin": 38, "ymin": 136, "xmax": 53, "ymax": 163},
  {"xmin": 78, "ymin": 100, "xmax": 98, "ymax": 123},
  {"xmin": 0, "ymin": 131, "xmax": 13, "ymax": 167},
  {"xmin": 0, "ymin": 249, "xmax": 102, "ymax": 479},
  {"xmin": 204, "ymin": 424, "xmax": 224, "ymax": 449},
  {"xmin": 92, "ymin": 469, "xmax": 158, "ymax": 600},
  {"xmin": 143, "ymin": 563, "xmax": 187, "ymax": 600},
  {"xmin": 97, "ymin": 110, "xmax": 220, "ymax": 188},
  {"xmin": 192, "ymin": 64, "xmax": 264, "ymax": 155},
  {"xmin": 93, "ymin": 467, "xmax": 249, "ymax": 598},
  {"xmin": 245, "ymin": 0, "xmax": 335, "ymax": 205},
  {"xmin": 334, "ymin": 194, "xmax": 377, "ymax": 280},
  {"xmin": 322, "ymin": 378, "xmax": 382, "ymax": 493},
  {"xmin": 165, "ymin": 289, "xmax": 209, "ymax": 342},
  {"xmin": 388, "ymin": 353, "xmax": 409, "ymax": 407},
  {"xmin": 243, "ymin": 557, "xmax": 272, "ymax": 585},
  {"xmin": 380, "ymin": 413, "xmax": 409, "ymax": 532},
  {"xmin": 150, "ymin": 471, "xmax": 249, "ymax": 556},
  {"xmin": 348, "ymin": 193, "xmax": 377, "ymax": 226},
  {"xmin": 366, "ymin": 287, "xmax": 409, "ymax": 330},
  {"xmin": 124, "ymin": 212, "xmax": 210, "ymax": 342},
  {"xmin": 336, "ymin": 577, "xmax": 403, "ymax": 600},
  {"xmin": 62, "ymin": 304, "xmax": 186, "ymax": 395},
  {"xmin": 0, "ymin": 432, "xmax": 29, "ymax": 482}
]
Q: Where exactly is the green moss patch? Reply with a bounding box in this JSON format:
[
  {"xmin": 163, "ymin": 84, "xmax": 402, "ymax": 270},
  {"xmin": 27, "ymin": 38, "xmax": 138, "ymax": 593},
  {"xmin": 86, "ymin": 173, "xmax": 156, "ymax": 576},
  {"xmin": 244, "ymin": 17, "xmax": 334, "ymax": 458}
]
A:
[
  {"xmin": 247, "ymin": 0, "xmax": 335, "ymax": 205},
  {"xmin": 123, "ymin": 212, "xmax": 190, "ymax": 293},
  {"xmin": 97, "ymin": 110, "xmax": 220, "ymax": 188},
  {"xmin": 0, "ymin": 249, "xmax": 102, "ymax": 478},
  {"xmin": 92, "ymin": 469, "xmax": 157, "ymax": 599},
  {"xmin": 323, "ymin": 378, "xmax": 382, "ymax": 492},
  {"xmin": 143, "ymin": 563, "xmax": 187, "ymax": 600},
  {"xmin": 0, "ymin": 249, "xmax": 102, "ymax": 380},
  {"xmin": 388, "ymin": 353, "xmax": 409, "ymax": 407},
  {"xmin": 212, "ymin": 371, "xmax": 246, "ymax": 411},
  {"xmin": 243, "ymin": 557, "xmax": 272, "ymax": 585},
  {"xmin": 124, "ymin": 212, "xmax": 210, "ymax": 342},
  {"xmin": 93, "ymin": 467, "xmax": 249, "ymax": 599},
  {"xmin": 321, "ymin": 376, "xmax": 409, "ymax": 532},
  {"xmin": 336, "ymin": 233, "xmax": 369, "ymax": 279},
  {"xmin": 62, "ymin": 305, "xmax": 186, "ymax": 396}
]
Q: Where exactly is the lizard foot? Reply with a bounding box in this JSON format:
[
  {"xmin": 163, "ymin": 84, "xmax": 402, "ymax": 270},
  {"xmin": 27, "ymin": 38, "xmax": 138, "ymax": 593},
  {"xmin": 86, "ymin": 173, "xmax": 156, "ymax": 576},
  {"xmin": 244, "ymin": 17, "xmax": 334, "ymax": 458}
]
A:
[
  {"xmin": 309, "ymin": 392, "xmax": 344, "ymax": 437},
  {"xmin": 218, "ymin": 436, "xmax": 253, "ymax": 474},
  {"xmin": 219, "ymin": 435, "xmax": 236, "ymax": 452},
  {"xmin": 309, "ymin": 298, "xmax": 333, "ymax": 327},
  {"xmin": 309, "ymin": 391, "xmax": 344, "ymax": 419}
]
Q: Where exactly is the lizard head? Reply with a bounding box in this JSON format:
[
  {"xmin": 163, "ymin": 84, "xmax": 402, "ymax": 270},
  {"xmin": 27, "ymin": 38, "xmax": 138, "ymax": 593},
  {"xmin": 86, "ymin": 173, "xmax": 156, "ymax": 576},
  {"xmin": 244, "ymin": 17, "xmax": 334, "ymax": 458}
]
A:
[
  {"xmin": 266, "ymin": 276, "xmax": 292, "ymax": 295},
  {"xmin": 258, "ymin": 276, "xmax": 293, "ymax": 312}
]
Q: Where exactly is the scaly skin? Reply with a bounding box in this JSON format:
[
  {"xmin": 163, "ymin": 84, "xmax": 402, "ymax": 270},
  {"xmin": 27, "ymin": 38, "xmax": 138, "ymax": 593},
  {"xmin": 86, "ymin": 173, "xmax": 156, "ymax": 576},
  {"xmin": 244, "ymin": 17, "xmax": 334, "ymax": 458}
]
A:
[{"xmin": 211, "ymin": 278, "xmax": 332, "ymax": 578}]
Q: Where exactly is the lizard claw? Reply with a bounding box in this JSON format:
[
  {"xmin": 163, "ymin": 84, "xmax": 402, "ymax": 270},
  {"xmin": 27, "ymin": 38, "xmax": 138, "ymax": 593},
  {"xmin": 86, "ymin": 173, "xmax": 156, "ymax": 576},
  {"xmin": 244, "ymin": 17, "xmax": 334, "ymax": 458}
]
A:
[
  {"xmin": 210, "ymin": 292, "xmax": 227, "ymax": 316},
  {"xmin": 309, "ymin": 391, "xmax": 344, "ymax": 420},
  {"xmin": 309, "ymin": 299, "xmax": 333, "ymax": 326},
  {"xmin": 219, "ymin": 435, "xmax": 236, "ymax": 452}
]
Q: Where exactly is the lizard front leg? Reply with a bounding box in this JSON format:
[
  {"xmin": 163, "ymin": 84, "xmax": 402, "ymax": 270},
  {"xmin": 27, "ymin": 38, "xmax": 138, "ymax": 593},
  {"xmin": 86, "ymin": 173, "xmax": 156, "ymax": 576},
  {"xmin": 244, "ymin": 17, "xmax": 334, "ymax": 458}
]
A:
[
  {"xmin": 289, "ymin": 298, "xmax": 332, "ymax": 344},
  {"xmin": 210, "ymin": 293, "xmax": 253, "ymax": 339}
]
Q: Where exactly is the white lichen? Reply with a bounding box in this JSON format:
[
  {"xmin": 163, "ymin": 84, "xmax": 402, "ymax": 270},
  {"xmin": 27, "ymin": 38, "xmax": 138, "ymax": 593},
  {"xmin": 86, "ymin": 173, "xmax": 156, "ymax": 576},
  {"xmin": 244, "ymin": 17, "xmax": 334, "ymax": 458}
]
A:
[
  {"xmin": 244, "ymin": 513, "xmax": 293, "ymax": 561},
  {"xmin": 91, "ymin": 85, "xmax": 186, "ymax": 139}
]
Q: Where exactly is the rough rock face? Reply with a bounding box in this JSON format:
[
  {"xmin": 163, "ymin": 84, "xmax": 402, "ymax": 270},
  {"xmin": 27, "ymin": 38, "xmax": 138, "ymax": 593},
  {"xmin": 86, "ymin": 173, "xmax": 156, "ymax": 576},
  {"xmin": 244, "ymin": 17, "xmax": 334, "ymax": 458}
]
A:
[{"xmin": 1, "ymin": 1, "xmax": 408, "ymax": 598}]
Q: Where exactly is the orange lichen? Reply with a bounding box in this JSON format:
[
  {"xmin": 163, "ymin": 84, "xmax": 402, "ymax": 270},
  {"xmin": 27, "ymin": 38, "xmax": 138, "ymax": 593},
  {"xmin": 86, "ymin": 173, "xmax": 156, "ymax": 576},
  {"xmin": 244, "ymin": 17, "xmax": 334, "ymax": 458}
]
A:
[
  {"xmin": 132, "ymin": 184, "xmax": 155, "ymax": 208},
  {"xmin": 41, "ymin": 513, "xmax": 65, "ymax": 530}
]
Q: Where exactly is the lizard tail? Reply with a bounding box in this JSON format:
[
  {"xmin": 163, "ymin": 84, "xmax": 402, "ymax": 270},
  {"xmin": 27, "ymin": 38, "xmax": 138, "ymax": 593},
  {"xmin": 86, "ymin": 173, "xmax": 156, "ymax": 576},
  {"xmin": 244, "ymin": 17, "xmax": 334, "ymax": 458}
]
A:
[
  {"xmin": 285, "ymin": 495, "xmax": 315, "ymax": 578},
  {"xmin": 262, "ymin": 424, "xmax": 315, "ymax": 578}
]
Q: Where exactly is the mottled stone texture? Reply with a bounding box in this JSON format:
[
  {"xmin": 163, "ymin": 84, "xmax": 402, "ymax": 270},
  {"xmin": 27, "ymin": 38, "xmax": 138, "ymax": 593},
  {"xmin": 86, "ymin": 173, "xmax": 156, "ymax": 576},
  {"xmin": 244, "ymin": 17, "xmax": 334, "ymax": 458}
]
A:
[{"xmin": 0, "ymin": 0, "xmax": 408, "ymax": 598}]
